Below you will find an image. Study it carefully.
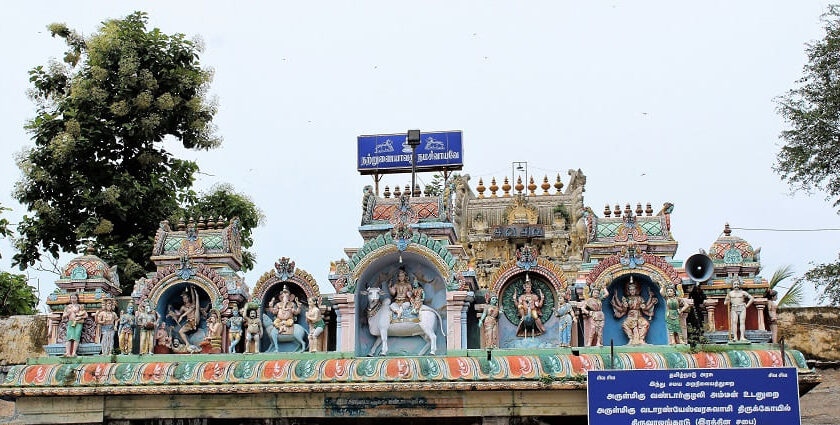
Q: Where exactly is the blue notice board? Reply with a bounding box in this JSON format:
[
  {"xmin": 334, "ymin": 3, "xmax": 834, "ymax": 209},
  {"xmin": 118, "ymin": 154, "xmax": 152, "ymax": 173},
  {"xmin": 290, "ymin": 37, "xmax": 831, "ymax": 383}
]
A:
[
  {"xmin": 357, "ymin": 130, "xmax": 463, "ymax": 174},
  {"xmin": 587, "ymin": 367, "xmax": 800, "ymax": 425}
]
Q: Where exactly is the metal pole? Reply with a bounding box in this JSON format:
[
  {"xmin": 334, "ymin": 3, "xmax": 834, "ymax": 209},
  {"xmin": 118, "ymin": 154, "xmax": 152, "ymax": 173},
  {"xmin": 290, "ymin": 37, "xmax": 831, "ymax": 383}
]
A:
[
  {"xmin": 610, "ymin": 339, "xmax": 614, "ymax": 369},
  {"xmin": 780, "ymin": 337, "xmax": 785, "ymax": 366},
  {"xmin": 411, "ymin": 146, "xmax": 417, "ymax": 197}
]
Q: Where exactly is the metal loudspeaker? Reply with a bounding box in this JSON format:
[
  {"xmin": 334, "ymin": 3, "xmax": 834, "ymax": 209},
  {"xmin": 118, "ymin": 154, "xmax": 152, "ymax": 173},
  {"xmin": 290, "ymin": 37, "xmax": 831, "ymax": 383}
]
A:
[{"xmin": 685, "ymin": 253, "xmax": 714, "ymax": 283}]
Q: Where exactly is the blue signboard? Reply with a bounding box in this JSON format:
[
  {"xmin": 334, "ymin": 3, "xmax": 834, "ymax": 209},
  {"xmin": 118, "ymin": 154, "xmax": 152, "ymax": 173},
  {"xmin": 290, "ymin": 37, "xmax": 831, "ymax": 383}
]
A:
[
  {"xmin": 357, "ymin": 130, "xmax": 463, "ymax": 174},
  {"xmin": 588, "ymin": 367, "xmax": 800, "ymax": 425}
]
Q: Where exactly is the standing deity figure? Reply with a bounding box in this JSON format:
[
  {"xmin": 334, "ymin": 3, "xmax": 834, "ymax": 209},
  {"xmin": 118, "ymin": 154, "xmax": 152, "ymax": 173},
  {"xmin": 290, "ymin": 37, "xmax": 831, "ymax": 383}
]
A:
[
  {"xmin": 555, "ymin": 296, "xmax": 574, "ymax": 347},
  {"xmin": 118, "ymin": 303, "xmax": 136, "ymax": 355},
  {"xmin": 270, "ymin": 286, "xmax": 301, "ymax": 335},
  {"xmin": 244, "ymin": 308, "xmax": 262, "ymax": 353},
  {"xmin": 581, "ymin": 283, "xmax": 608, "ymax": 346},
  {"xmin": 63, "ymin": 293, "xmax": 88, "ymax": 357},
  {"xmin": 306, "ymin": 297, "xmax": 325, "ymax": 352},
  {"xmin": 226, "ymin": 305, "xmax": 244, "ymax": 353},
  {"xmin": 514, "ymin": 275, "xmax": 545, "ymax": 337},
  {"xmin": 766, "ymin": 289, "xmax": 779, "ymax": 343},
  {"xmin": 661, "ymin": 284, "xmax": 691, "ymax": 345},
  {"xmin": 95, "ymin": 298, "xmax": 118, "ymax": 356},
  {"xmin": 167, "ymin": 287, "xmax": 202, "ymax": 346},
  {"xmin": 611, "ymin": 277, "xmax": 658, "ymax": 345},
  {"xmin": 136, "ymin": 300, "xmax": 159, "ymax": 355},
  {"xmin": 388, "ymin": 266, "xmax": 415, "ymax": 320},
  {"xmin": 478, "ymin": 296, "xmax": 500, "ymax": 348},
  {"xmin": 205, "ymin": 309, "xmax": 223, "ymax": 352},
  {"xmin": 725, "ymin": 278, "xmax": 754, "ymax": 342}
]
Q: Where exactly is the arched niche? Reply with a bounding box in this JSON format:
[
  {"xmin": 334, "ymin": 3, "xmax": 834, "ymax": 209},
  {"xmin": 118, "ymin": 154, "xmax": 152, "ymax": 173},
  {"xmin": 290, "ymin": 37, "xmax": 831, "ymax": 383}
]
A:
[
  {"xmin": 601, "ymin": 272, "xmax": 668, "ymax": 346},
  {"xmin": 354, "ymin": 250, "xmax": 448, "ymax": 356},
  {"xmin": 251, "ymin": 263, "xmax": 321, "ymax": 353}
]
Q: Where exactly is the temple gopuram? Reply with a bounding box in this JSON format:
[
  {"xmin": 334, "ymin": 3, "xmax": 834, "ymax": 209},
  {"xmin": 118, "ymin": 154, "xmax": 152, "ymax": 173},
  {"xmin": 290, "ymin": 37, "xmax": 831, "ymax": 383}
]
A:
[{"xmin": 0, "ymin": 159, "xmax": 820, "ymax": 424}]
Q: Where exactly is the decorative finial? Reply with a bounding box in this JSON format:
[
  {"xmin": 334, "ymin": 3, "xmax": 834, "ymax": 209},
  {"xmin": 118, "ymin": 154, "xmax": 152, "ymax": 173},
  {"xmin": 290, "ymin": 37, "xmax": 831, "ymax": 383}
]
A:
[
  {"xmin": 502, "ymin": 177, "xmax": 511, "ymax": 197},
  {"xmin": 527, "ymin": 176, "xmax": 537, "ymax": 196},
  {"xmin": 383, "ymin": 185, "xmax": 391, "ymax": 198},
  {"xmin": 624, "ymin": 203, "xmax": 631, "ymax": 216},
  {"xmin": 404, "ymin": 184, "xmax": 411, "ymax": 197},
  {"xmin": 414, "ymin": 184, "xmax": 421, "ymax": 197},
  {"xmin": 724, "ymin": 223, "xmax": 732, "ymax": 236},
  {"xmin": 541, "ymin": 175, "xmax": 550, "ymax": 195},
  {"xmin": 489, "ymin": 177, "xmax": 498, "ymax": 197},
  {"xmin": 85, "ymin": 243, "xmax": 96, "ymax": 255},
  {"xmin": 424, "ymin": 185, "xmax": 431, "ymax": 196},
  {"xmin": 393, "ymin": 185, "xmax": 401, "ymax": 197},
  {"xmin": 197, "ymin": 216, "xmax": 206, "ymax": 230},
  {"xmin": 635, "ymin": 203, "xmax": 643, "ymax": 216},
  {"xmin": 554, "ymin": 174, "xmax": 564, "ymax": 193},
  {"xmin": 614, "ymin": 204, "xmax": 621, "ymax": 216},
  {"xmin": 645, "ymin": 203, "xmax": 653, "ymax": 216},
  {"xmin": 604, "ymin": 204, "xmax": 611, "ymax": 217},
  {"xmin": 476, "ymin": 178, "xmax": 486, "ymax": 198},
  {"xmin": 514, "ymin": 176, "xmax": 524, "ymax": 194}
]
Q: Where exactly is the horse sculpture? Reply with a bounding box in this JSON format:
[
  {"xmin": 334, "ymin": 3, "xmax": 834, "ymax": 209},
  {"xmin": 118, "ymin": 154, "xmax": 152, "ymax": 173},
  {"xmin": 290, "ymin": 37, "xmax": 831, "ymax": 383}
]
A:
[
  {"xmin": 261, "ymin": 313, "xmax": 308, "ymax": 352},
  {"xmin": 361, "ymin": 286, "xmax": 445, "ymax": 356}
]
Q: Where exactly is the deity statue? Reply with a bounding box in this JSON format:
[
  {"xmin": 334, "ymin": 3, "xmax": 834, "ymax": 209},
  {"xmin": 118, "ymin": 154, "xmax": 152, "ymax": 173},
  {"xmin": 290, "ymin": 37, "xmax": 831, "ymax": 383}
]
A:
[
  {"xmin": 244, "ymin": 307, "xmax": 262, "ymax": 353},
  {"xmin": 226, "ymin": 304, "xmax": 243, "ymax": 353},
  {"xmin": 581, "ymin": 283, "xmax": 608, "ymax": 346},
  {"xmin": 306, "ymin": 297, "xmax": 325, "ymax": 352},
  {"xmin": 661, "ymin": 284, "xmax": 690, "ymax": 345},
  {"xmin": 555, "ymin": 295, "xmax": 574, "ymax": 347},
  {"xmin": 766, "ymin": 289, "xmax": 779, "ymax": 343},
  {"xmin": 478, "ymin": 296, "xmax": 500, "ymax": 348},
  {"xmin": 204, "ymin": 309, "xmax": 223, "ymax": 353},
  {"xmin": 118, "ymin": 303, "xmax": 136, "ymax": 355},
  {"xmin": 725, "ymin": 277, "xmax": 754, "ymax": 342},
  {"xmin": 62, "ymin": 293, "xmax": 88, "ymax": 357},
  {"xmin": 154, "ymin": 323, "xmax": 172, "ymax": 353},
  {"xmin": 514, "ymin": 274, "xmax": 545, "ymax": 337},
  {"xmin": 95, "ymin": 298, "xmax": 118, "ymax": 356},
  {"xmin": 388, "ymin": 266, "xmax": 416, "ymax": 320},
  {"xmin": 611, "ymin": 277, "xmax": 658, "ymax": 345},
  {"xmin": 270, "ymin": 286, "xmax": 301, "ymax": 335},
  {"xmin": 167, "ymin": 286, "xmax": 204, "ymax": 345},
  {"xmin": 136, "ymin": 300, "xmax": 160, "ymax": 355}
]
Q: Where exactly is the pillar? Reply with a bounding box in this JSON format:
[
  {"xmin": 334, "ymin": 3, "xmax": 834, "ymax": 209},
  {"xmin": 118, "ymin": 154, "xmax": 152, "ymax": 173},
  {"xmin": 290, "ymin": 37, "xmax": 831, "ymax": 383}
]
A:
[
  {"xmin": 754, "ymin": 299, "xmax": 766, "ymax": 331},
  {"xmin": 331, "ymin": 293, "xmax": 355, "ymax": 352},
  {"xmin": 446, "ymin": 291, "xmax": 473, "ymax": 350},
  {"xmin": 704, "ymin": 299, "xmax": 718, "ymax": 332}
]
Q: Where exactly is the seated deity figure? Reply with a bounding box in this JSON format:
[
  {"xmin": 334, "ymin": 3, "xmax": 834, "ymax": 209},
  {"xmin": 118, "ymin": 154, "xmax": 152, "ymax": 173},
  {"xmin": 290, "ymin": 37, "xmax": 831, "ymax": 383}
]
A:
[
  {"xmin": 581, "ymin": 283, "xmax": 608, "ymax": 346},
  {"xmin": 270, "ymin": 286, "xmax": 301, "ymax": 335},
  {"xmin": 555, "ymin": 296, "xmax": 574, "ymax": 347},
  {"xmin": 204, "ymin": 309, "xmax": 223, "ymax": 353},
  {"xmin": 725, "ymin": 277, "xmax": 754, "ymax": 342},
  {"xmin": 661, "ymin": 283, "xmax": 691, "ymax": 345},
  {"xmin": 478, "ymin": 296, "xmax": 500, "ymax": 348},
  {"xmin": 514, "ymin": 275, "xmax": 545, "ymax": 337},
  {"xmin": 611, "ymin": 277, "xmax": 658, "ymax": 345},
  {"xmin": 389, "ymin": 266, "xmax": 416, "ymax": 320}
]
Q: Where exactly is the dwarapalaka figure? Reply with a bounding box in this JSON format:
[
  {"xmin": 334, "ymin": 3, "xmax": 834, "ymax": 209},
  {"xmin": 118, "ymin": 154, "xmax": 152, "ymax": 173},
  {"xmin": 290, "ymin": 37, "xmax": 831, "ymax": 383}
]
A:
[
  {"xmin": 136, "ymin": 300, "xmax": 159, "ymax": 355},
  {"xmin": 306, "ymin": 297, "xmax": 325, "ymax": 352},
  {"xmin": 63, "ymin": 293, "xmax": 88, "ymax": 357},
  {"xmin": 118, "ymin": 303, "xmax": 136, "ymax": 355},
  {"xmin": 515, "ymin": 275, "xmax": 545, "ymax": 337},
  {"xmin": 271, "ymin": 286, "xmax": 301, "ymax": 335},
  {"xmin": 227, "ymin": 305, "xmax": 243, "ymax": 353},
  {"xmin": 661, "ymin": 283, "xmax": 690, "ymax": 344},
  {"xmin": 95, "ymin": 298, "xmax": 118, "ymax": 356},
  {"xmin": 611, "ymin": 277, "xmax": 657, "ymax": 345},
  {"xmin": 766, "ymin": 289, "xmax": 779, "ymax": 343},
  {"xmin": 478, "ymin": 296, "xmax": 500, "ymax": 348},
  {"xmin": 244, "ymin": 307, "xmax": 262, "ymax": 353},
  {"xmin": 725, "ymin": 277, "xmax": 754, "ymax": 342},
  {"xmin": 581, "ymin": 283, "xmax": 609, "ymax": 346},
  {"xmin": 555, "ymin": 296, "xmax": 574, "ymax": 347}
]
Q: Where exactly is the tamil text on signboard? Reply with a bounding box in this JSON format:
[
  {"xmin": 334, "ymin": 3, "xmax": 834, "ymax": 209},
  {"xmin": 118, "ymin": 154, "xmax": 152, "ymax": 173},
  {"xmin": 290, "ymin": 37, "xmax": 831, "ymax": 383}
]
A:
[
  {"xmin": 357, "ymin": 131, "xmax": 463, "ymax": 174},
  {"xmin": 587, "ymin": 367, "xmax": 800, "ymax": 425}
]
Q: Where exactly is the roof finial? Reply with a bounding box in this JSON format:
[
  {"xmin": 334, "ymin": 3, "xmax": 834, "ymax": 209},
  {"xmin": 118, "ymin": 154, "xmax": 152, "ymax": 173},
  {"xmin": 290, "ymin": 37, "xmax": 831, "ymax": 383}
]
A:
[{"xmin": 723, "ymin": 223, "xmax": 732, "ymax": 236}]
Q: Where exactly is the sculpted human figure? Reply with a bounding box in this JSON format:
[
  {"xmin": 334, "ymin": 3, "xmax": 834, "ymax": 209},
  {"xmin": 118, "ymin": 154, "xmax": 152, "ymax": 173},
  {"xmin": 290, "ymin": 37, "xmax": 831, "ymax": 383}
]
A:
[
  {"xmin": 766, "ymin": 289, "xmax": 779, "ymax": 343},
  {"xmin": 306, "ymin": 297, "xmax": 325, "ymax": 352},
  {"xmin": 271, "ymin": 286, "xmax": 301, "ymax": 335},
  {"xmin": 478, "ymin": 296, "xmax": 500, "ymax": 348},
  {"xmin": 136, "ymin": 300, "xmax": 160, "ymax": 355},
  {"xmin": 555, "ymin": 296, "xmax": 574, "ymax": 347},
  {"xmin": 63, "ymin": 293, "xmax": 88, "ymax": 357},
  {"xmin": 661, "ymin": 284, "xmax": 691, "ymax": 345},
  {"xmin": 154, "ymin": 323, "xmax": 172, "ymax": 352},
  {"xmin": 725, "ymin": 278, "xmax": 754, "ymax": 342},
  {"xmin": 205, "ymin": 309, "xmax": 223, "ymax": 352},
  {"xmin": 514, "ymin": 275, "xmax": 545, "ymax": 337},
  {"xmin": 226, "ymin": 305, "xmax": 243, "ymax": 353},
  {"xmin": 167, "ymin": 288, "xmax": 201, "ymax": 345},
  {"xmin": 611, "ymin": 277, "xmax": 657, "ymax": 345},
  {"xmin": 581, "ymin": 284, "xmax": 608, "ymax": 346},
  {"xmin": 95, "ymin": 298, "xmax": 118, "ymax": 356},
  {"xmin": 389, "ymin": 266, "xmax": 415, "ymax": 320},
  {"xmin": 118, "ymin": 303, "xmax": 136, "ymax": 355},
  {"xmin": 244, "ymin": 308, "xmax": 262, "ymax": 353}
]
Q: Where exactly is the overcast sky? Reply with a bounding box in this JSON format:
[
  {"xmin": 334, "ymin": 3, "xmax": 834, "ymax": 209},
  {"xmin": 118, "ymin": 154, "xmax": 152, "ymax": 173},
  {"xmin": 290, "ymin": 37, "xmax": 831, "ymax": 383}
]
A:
[{"xmin": 2, "ymin": 1, "xmax": 839, "ymax": 309}]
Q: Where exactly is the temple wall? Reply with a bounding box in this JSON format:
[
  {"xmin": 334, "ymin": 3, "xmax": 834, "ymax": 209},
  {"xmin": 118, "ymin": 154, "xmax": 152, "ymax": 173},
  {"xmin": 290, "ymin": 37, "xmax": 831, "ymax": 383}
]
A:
[
  {"xmin": 778, "ymin": 306, "xmax": 840, "ymax": 361},
  {"xmin": 0, "ymin": 315, "xmax": 47, "ymax": 365}
]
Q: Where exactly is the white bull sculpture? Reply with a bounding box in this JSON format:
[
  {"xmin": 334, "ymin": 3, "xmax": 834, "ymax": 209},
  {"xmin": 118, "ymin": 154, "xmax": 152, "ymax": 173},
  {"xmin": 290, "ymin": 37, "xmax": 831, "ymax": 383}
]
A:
[{"xmin": 361, "ymin": 286, "xmax": 445, "ymax": 356}]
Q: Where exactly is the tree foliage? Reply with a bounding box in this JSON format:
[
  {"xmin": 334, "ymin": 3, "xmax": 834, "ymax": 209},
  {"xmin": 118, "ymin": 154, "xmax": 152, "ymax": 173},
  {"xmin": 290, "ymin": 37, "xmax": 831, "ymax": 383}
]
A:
[
  {"xmin": 0, "ymin": 272, "xmax": 38, "ymax": 316},
  {"xmin": 174, "ymin": 184, "xmax": 265, "ymax": 272},
  {"xmin": 775, "ymin": 6, "xmax": 840, "ymax": 305},
  {"xmin": 14, "ymin": 12, "xmax": 222, "ymax": 287},
  {"xmin": 768, "ymin": 265, "xmax": 803, "ymax": 307}
]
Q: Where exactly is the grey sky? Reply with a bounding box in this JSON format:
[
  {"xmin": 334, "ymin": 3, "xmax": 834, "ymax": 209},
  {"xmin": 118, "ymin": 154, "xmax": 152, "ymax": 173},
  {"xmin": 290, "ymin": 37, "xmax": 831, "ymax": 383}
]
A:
[{"xmin": 1, "ymin": 1, "xmax": 838, "ymax": 308}]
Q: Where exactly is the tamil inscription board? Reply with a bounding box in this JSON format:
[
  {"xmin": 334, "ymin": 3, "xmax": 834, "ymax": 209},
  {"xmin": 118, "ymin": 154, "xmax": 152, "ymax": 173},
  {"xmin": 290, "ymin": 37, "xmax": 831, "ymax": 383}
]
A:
[
  {"xmin": 357, "ymin": 130, "xmax": 463, "ymax": 174},
  {"xmin": 587, "ymin": 367, "xmax": 800, "ymax": 425}
]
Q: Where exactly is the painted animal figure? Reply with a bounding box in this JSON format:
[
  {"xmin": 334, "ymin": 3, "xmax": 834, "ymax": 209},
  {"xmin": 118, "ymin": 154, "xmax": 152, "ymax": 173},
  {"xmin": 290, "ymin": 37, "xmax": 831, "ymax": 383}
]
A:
[
  {"xmin": 261, "ymin": 313, "xmax": 307, "ymax": 352},
  {"xmin": 361, "ymin": 286, "xmax": 445, "ymax": 356}
]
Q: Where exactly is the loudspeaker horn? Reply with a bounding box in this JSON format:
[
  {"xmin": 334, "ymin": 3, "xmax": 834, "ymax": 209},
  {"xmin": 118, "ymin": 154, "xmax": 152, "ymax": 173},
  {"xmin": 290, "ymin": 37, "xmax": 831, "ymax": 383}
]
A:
[{"xmin": 685, "ymin": 252, "xmax": 714, "ymax": 283}]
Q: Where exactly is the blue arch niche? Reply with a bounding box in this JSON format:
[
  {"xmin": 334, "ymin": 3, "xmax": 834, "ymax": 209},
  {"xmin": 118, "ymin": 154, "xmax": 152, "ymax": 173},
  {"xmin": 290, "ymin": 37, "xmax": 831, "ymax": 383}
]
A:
[{"xmin": 602, "ymin": 273, "xmax": 667, "ymax": 346}]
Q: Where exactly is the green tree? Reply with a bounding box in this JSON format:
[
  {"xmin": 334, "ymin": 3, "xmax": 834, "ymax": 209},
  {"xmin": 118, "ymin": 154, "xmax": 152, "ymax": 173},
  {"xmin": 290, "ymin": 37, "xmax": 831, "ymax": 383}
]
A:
[
  {"xmin": 775, "ymin": 6, "xmax": 840, "ymax": 305},
  {"xmin": 174, "ymin": 184, "xmax": 265, "ymax": 272},
  {"xmin": 768, "ymin": 265, "xmax": 803, "ymax": 307},
  {"xmin": 14, "ymin": 12, "xmax": 221, "ymax": 287},
  {"xmin": 0, "ymin": 272, "xmax": 38, "ymax": 316}
]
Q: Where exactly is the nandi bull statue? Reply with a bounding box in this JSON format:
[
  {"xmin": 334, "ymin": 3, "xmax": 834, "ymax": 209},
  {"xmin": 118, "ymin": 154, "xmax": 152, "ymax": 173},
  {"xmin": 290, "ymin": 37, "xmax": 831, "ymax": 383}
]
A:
[{"xmin": 361, "ymin": 283, "xmax": 445, "ymax": 356}]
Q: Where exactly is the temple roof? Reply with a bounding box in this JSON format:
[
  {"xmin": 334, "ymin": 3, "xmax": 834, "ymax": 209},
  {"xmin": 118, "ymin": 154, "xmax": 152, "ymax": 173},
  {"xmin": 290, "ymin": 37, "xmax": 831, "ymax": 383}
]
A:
[
  {"xmin": 709, "ymin": 223, "xmax": 759, "ymax": 264},
  {"xmin": 57, "ymin": 246, "xmax": 119, "ymax": 291}
]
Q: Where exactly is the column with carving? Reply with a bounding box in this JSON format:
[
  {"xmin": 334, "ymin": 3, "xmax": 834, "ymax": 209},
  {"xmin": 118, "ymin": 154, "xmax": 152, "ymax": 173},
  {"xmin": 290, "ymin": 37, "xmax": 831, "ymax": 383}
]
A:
[
  {"xmin": 331, "ymin": 293, "xmax": 356, "ymax": 352},
  {"xmin": 446, "ymin": 291, "xmax": 473, "ymax": 351}
]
